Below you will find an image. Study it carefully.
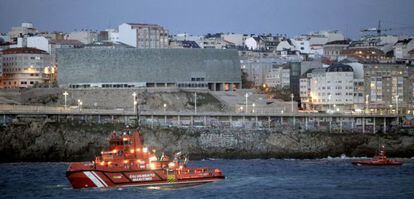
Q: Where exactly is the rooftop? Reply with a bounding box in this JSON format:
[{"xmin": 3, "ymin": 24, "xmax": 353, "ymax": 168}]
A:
[
  {"xmin": 326, "ymin": 63, "xmax": 353, "ymax": 72},
  {"xmin": 325, "ymin": 40, "xmax": 350, "ymax": 45},
  {"xmin": 126, "ymin": 23, "xmax": 165, "ymax": 29},
  {"xmin": 50, "ymin": 39, "xmax": 84, "ymax": 46},
  {"xmin": 2, "ymin": 47, "xmax": 48, "ymax": 55}
]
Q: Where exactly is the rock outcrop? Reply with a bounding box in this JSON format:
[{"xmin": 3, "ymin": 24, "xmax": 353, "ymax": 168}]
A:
[{"xmin": 1, "ymin": 121, "xmax": 413, "ymax": 162}]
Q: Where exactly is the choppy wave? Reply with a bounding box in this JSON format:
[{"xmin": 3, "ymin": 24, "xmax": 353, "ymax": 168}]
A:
[{"xmin": 323, "ymin": 154, "xmax": 370, "ymax": 160}]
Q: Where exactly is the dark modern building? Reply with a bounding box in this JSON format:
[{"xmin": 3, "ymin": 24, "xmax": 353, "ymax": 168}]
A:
[{"xmin": 289, "ymin": 61, "xmax": 301, "ymax": 101}]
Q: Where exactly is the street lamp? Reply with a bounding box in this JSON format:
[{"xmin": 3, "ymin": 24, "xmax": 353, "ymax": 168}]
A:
[
  {"xmin": 163, "ymin": 103, "xmax": 167, "ymax": 112},
  {"xmin": 245, "ymin": 92, "xmax": 249, "ymax": 113},
  {"xmin": 63, "ymin": 91, "xmax": 68, "ymax": 109},
  {"xmin": 328, "ymin": 94, "xmax": 332, "ymax": 113},
  {"xmin": 395, "ymin": 95, "xmax": 399, "ymax": 115},
  {"xmin": 78, "ymin": 99, "xmax": 82, "ymax": 111},
  {"xmin": 365, "ymin": 94, "xmax": 369, "ymax": 114},
  {"xmin": 252, "ymin": 103, "xmax": 256, "ymax": 113},
  {"xmin": 240, "ymin": 106, "xmax": 243, "ymax": 113},
  {"xmin": 194, "ymin": 92, "xmax": 197, "ymax": 114},
  {"xmin": 395, "ymin": 95, "xmax": 399, "ymax": 124},
  {"xmin": 290, "ymin": 93, "xmax": 294, "ymax": 113},
  {"xmin": 132, "ymin": 92, "xmax": 137, "ymax": 113}
]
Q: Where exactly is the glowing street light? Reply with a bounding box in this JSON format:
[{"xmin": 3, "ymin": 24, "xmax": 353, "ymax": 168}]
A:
[
  {"xmin": 163, "ymin": 103, "xmax": 167, "ymax": 125},
  {"xmin": 78, "ymin": 99, "xmax": 82, "ymax": 111},
  {"xmin": 395, "ymin": 95, "xmax": 399, "ymax": 115},
  {"xmin": 63, "ymin": 91, "xmax": 68, "ymax": 109},
  {"xmin": 252, "ymin": 103, "xmax": 256, "ymax": 113},
  {"xmin": 132, "ymin": 92, "xmax": 137, "ymax": 113}
]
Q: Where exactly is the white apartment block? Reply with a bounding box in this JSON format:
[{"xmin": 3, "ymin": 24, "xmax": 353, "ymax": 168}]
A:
[
  {"xmin": 292, "ymin": 39, "xmax": 311, "ymax": 54},
  {"xmin": 119, "ymin": 23, "xmax": 168, "ymax": 48},
  {"xmin": 300, "ymin": 63, "xmax": 354, "ymax": 112},
  {"xmin": 27, "ymin": 36, "xmax": 50, "ymax": 53}
]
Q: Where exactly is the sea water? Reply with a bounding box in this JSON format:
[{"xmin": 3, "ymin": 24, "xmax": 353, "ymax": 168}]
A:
[{"xmin": 1, "ymin": 159, "xmax": 414, "ymax": 198}]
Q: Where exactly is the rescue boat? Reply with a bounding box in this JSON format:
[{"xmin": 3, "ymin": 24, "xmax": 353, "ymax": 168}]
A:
[
  {"xmin": 352, "ymin": 145, "xmax": 403, "ymax": 166},
  {"xmin": 66, "ymin": 130, "xmax": 225, "ymax": 189}
]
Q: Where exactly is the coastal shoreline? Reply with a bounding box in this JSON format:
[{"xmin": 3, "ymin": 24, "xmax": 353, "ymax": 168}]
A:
[{"xmin": 1, "ymin": 121, "xmax": 413, "ymax": 162}]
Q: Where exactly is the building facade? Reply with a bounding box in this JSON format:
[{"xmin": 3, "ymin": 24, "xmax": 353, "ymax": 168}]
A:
[
  {"xmin": 118, "ymin": 23, "xmax": 168, "ymax": 48},
  {"xmin": 364, "ymin": 63, "xmax": 414, "ymax": 114},
  {"xmin": 241, "ymin": 59, "xmax": 275, "ymax": 87},
  {"xmin": 341, "ymin": 48, "xmax": 391, "ymax": 63},
  {"xmin": 26, "ymin": 36, "xmax": 50, "ymax": 52},
  {"xmin": 323, "ymin": 40, "xmax": 350, "ymax": 61},
  {"xmin": 67, "ymin": 31, "xmax": 98, "ymax": 44},
  {"xmin": 265, "ymin": 65, "xmax": 290, "ymax": 88},
  {"xmin": 394, "ymin": 38, "xmax": 414, "ymax": 60},
  {"xmin": 57, "ymin": 48, "xmax": 241, "ymax": 91},
  {"xmin": 300, "ymin": 63, "xmax": 354, "ymax": 112},
  {"xmin": 106, "ymin": 29, "xmax": 120, "ymax": 43},
  {"xmin": 292, "ymin": 38, "xmax": 311, "ymax": 54},
  {"xmin": 0, "ymin": 47, "xmax": 54, "ymax": 88}
]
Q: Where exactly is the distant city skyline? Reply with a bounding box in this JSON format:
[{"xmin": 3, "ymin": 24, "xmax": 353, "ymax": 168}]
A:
[{"xmin": 1, "ymin": 0, "xmax": 414, "ymax": 39}]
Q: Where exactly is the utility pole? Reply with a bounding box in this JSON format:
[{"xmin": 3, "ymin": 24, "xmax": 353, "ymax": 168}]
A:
[{"xmin": 245, "ymin": 92, "xmax": 249, "ymax": 113}]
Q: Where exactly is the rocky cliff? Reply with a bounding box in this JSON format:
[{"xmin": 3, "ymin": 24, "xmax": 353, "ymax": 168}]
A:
[{"xmin": 1, "ymin": 121, "xmax": 413, "ymax": 162}]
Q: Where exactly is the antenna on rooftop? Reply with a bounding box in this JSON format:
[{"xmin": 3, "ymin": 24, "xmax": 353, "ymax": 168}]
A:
[{"xmin": 360, "ymin": 20, "xmax": 391, "ymax": 37}]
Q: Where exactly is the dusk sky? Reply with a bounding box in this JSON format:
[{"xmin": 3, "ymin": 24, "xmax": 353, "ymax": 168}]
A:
[{"xmin": 1, "ymin": 0, "xmax": 413, "ymax": 39}]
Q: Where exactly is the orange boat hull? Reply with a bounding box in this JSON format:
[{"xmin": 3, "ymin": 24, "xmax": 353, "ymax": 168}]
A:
[{"xmin": 67, "ymin": 167, "xmax": 225, "ymax": 189}]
